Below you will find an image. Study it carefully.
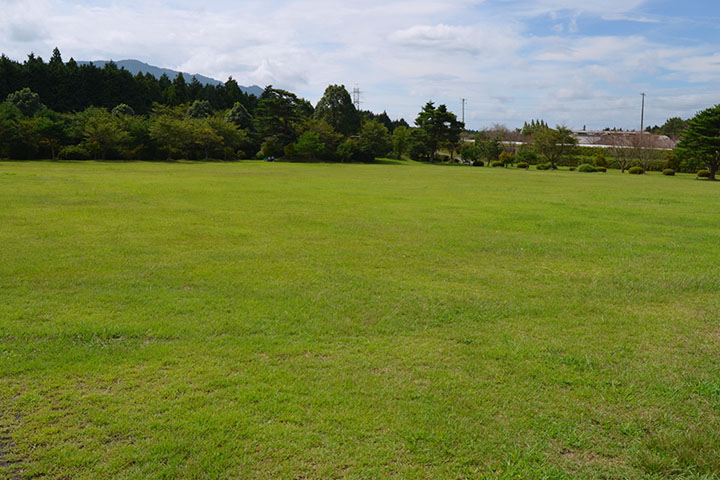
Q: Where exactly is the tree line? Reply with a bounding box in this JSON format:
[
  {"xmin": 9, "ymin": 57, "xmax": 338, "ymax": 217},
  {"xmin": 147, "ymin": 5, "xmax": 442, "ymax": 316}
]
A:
[
  {"xmin": 1, "ymin": 49, "xmax": 718, "ymax": 179},
  {"xmin": 0, "ymin": 79, "xmax": 419, "ymax": 162}
]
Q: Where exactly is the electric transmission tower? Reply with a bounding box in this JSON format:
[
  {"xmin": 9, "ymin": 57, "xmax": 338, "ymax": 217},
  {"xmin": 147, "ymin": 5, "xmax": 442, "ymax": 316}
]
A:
[{"xmin": 352, "ymin": 85, "xmax": 362, "ymax": 110}]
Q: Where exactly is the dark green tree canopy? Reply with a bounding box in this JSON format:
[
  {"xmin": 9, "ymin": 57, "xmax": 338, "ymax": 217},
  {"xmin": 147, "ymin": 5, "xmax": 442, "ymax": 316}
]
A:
[
  {"xmin": 647, "ymin": 116, "xmax": 689, "ymax": 140},
  {"xmin": 0, "ymin": 48, "xmax": 258, "ymax": 115},
  {"xmin": 414, "ymin": 102, "xmax": 464, "ymax": 161},
  {"xmin": 227, "ymin": 102, "xmax": 252, "ymax": 129},
  {"xmin": 254, "ymin": 86, "xmax": 312, "ymax": 148},
  {"xmin": 0, "ymin": 102, "xmax": 23, "ymax": 158},
  {"xmin": 314, "ymin": 84, "xmax": 360, "ymax": 135},
  {"xmin": 676, "ymin": 105, "xmax": 720, "ymax": 180},
  {"xmin": 407, "ymin": 128, "xmax": 432, "ymax": 162}
]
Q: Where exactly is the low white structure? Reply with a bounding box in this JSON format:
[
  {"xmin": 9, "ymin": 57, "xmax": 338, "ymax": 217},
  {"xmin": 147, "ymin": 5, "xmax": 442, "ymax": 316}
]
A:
[{"xmin": 571, "ymin": 130, "xmax": 676, "ymax": 149}]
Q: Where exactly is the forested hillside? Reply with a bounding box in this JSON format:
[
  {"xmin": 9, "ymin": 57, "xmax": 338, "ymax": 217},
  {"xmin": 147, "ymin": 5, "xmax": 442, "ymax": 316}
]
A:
[{"xmin": 0, "ymin": 48, "xmax": 256, "ymax": 115}]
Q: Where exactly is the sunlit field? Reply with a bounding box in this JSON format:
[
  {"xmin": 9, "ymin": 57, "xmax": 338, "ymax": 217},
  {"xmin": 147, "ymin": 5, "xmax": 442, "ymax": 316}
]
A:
[{"xmin": 1, "ymin": 160, "xmax": 718, "ymax": 479}]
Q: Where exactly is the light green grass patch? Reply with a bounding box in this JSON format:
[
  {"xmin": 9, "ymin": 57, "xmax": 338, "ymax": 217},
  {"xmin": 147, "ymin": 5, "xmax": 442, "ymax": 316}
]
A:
[{"xmin": 1, "ymin": 161, "xmax": 719, "ymax": 479}]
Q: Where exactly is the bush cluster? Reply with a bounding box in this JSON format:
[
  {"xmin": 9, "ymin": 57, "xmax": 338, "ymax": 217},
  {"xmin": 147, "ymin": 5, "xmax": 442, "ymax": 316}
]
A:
[
  {"xmin": 697, "ymin": 169, "xmax": 711, "ymax": 178},
  {"xmin": 491, "ymin": 160, "xmax": 504, "ymax": 167},
  {"xmin": 628, "ymin": 166, "xmax": 644, "ymax": 175},
  {"xmin": 663, "ymin": 168, "xmax": 676, "ymax": 176},
  {"xmin": 57, "ymin": 145, "xmax": 91, "ymax": 160},
  {"xmin": 596, "ymin": 166, "xmax": 607, "ymax": 172},
  {"xmin": 515, "ymin": 162, "xmax": 529, "ymax": 169},
  {"xmin": 577, "ymin": 163, "xmax": 597, "ymax": 172},
  {"xmin": 536, "ymin": 163, "xmax": 551, "ymax": 170}
]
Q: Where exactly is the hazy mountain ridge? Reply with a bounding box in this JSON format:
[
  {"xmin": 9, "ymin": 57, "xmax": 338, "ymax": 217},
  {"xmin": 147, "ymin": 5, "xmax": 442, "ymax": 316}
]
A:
[{"xmin": 78, "ymin": 59, "xmax": 263, "ymax": 97}]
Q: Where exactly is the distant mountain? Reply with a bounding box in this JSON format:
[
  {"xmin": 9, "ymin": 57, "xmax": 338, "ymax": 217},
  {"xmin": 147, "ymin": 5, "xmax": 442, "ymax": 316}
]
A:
[{"xmin": 77, "ymin": 59, "xmax": 263, "ymax": 97}]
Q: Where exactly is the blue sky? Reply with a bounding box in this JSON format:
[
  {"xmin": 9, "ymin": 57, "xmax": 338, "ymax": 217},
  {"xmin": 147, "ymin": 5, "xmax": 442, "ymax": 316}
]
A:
[{"xmin": 2, "ymin": 0, "xmax": 719, "ymax": 130}]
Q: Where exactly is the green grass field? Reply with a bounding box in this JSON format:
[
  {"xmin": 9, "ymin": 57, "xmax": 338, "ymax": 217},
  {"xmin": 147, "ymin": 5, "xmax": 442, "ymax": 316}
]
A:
[{"xmin": 1, "ymin": 161, "xmax": 719, "ymax": 479}]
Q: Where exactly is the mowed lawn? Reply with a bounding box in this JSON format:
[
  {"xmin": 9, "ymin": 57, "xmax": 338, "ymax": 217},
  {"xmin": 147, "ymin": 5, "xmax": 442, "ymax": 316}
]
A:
[{"xmin": 1, "ymin": 161, "xmax": 719, "ymax": 479}]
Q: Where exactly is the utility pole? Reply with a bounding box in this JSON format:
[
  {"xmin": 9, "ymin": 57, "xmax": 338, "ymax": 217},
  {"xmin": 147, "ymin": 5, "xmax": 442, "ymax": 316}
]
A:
[
  {"xmin": 461, "ymin": 98, "xmax": 466, "ymax": 125},
  {"xmin": 640, "ymin": 92, "xmax": 645, "ymax": 133}
]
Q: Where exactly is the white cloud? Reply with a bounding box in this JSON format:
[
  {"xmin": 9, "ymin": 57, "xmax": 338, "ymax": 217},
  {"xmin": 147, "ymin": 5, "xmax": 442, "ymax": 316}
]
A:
[
  {"xmin": 0, "ymin": 0, "xmax": 716, "ymax": 130},
  {"xmin": 535, "ymin": 36, "xmax": 649, "ymax": 62},
  {"xmin": 506, "ymin": 0, "xmax": 647, "ymax": 16},
  {"xmin": 391, "ymin": 24, "xmax": 482, "ymax": 55},
  {"xmin": 601, "ymin": 14, "xmax": 659, "ymax": 23}
]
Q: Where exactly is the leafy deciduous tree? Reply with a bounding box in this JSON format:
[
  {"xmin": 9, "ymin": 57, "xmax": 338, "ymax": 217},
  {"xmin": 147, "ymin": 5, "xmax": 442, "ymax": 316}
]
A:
[
  {"xmin": 533, "ymin": 126, "xmax": 577, "ymax": 169},
  {"xmin": 357, "ymin": 119, "xmax": 391, "ymax": 162},
  {"xmin": 6, "ymin": 88, "xmax": 44, "ymax": 116},
  {"xmin": 207, "ymin": 117, "xmax": 248, "ymax": 159},
  {"xmin": 336, "ymin": 139, "xmax": 359, "ymax": 163},
  {"xmin": 82, "ymin": 109, "xmax": 127, "ymax": 160},
  {"xmin": 296, "ymin": 118, "xmax": 343, "ymax": 160},
  {"xmin": 294, "ymin": 131, "xmax": 324, "ymax": 161},
  {"xmin": 608, "ymin": 134, "xmax": 633, "ymax": 173},
  {"xmin": 33, "ymin": 109, "xmax": 67, "ymax": 160},
  {"xmin": 190, "ymin": 119, "xmax": 223, "ymax": 159},
  {"xmin": 392, "ymin": 126, "xmax": 409, "ymax": 159},
  {"xmin": 0, "ymin": 102, "xmax": 22, "ymax": 158},
  {"xmin": 149, "ymin": 115, "xmax": 193, "ymax": 159}
]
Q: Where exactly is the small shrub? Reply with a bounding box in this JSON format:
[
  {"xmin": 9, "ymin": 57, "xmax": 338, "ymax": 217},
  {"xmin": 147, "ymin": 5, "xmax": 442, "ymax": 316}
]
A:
[
  {"xmin": 58, "ymin": 145, "xmax": 91, "ymax": 160},
  {"xmin": 578, "ymin": 163, "xmax": 597, "ymax": 173},
  {"xmin": 461, "ymin": 145, "xmax": 480, "ymax": 164},
  {"xmin": 593, "ymin": 152, "xmax": 608, "ymax": 167},
  {"xmin": 499, "ymin": 151, "xmax": 514, "ymax": 166},
  {"xmin": 697, "ymin": 169, "xmax": 711, "ymax": 178},
  {"xmin": 596, "ymin": 166, "xmax": 607, "ymax": 172},
  {"xmin": 536, "ymin": 163, "xmax": 551, "ymax": 170},
  {"xmin": 663, "ymin": 151, "xmax": 680, "ymax": 171},
  {"xmin": 491, "ymin": 160, "xmax": 504, "ymax": 167},
  {"xmin": 515, "ymin": 148, "xmax": 538, "ymax": 165},
  {"xmin": 516, "ymin": 162, "xmax": 529, "ymax": 169},
  {"xmin": 472, "ymin": 159, "xmax": 484, "ymax": 167},
  {"xmin": 569, "ymin": 167, "xmax": 576, "ymax": 171},
  {"xmin": 628, "ymin": 166, "xmax": 644, "ymax": 175},
  {"xmin": 662, "ymin": 168, "xmax": 676, "ymax": 176}
]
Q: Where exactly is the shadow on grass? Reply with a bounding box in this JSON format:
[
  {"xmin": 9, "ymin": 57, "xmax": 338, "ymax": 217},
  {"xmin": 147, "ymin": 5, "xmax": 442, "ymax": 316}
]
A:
[{"xmin": 372, "ymin": 158, "xmax": 411, "ymax": 165}]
